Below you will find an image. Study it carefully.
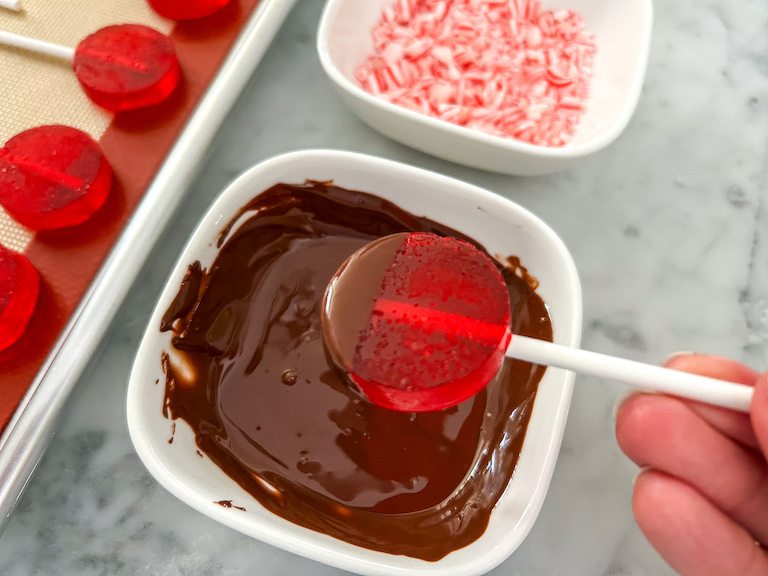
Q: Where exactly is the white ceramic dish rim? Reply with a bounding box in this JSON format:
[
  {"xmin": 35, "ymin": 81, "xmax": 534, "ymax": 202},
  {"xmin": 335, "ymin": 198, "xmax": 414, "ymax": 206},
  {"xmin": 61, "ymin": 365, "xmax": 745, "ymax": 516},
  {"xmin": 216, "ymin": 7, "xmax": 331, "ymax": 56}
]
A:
[
  {"xmin": 317, "ymin": 0, "xmax": 654, "ymax": 159},
  {"xmin": 127, "ymin": 149, "xmax": 583, "ymax": 576}
]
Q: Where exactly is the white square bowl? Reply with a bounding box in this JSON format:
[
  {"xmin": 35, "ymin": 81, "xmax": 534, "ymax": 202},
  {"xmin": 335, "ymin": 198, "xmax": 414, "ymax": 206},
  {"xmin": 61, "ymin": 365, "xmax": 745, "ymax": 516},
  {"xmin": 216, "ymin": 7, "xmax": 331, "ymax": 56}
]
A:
[
  {"xmin": 127, "ymin": 150, "xmax": 582, "ymax": 576},
  {"xmin": 317, "ymin": 0, "xmax": 653, "ymax": 175}
]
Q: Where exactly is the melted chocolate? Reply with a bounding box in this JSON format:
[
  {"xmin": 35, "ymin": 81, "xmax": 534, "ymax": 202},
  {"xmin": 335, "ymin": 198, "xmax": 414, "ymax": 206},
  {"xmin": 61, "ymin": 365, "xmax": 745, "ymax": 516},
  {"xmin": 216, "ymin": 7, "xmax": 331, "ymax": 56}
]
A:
[
  {"xmin": 215, "ymin": 500, "xmax": 246, "ymax": 511},
  {"xmin": 160, "ymin": 261, "xmax": 202, "ymax": 332},
  {"xmin": 161, "ymin": 181, "xmax": 553, "ymax": 560}
]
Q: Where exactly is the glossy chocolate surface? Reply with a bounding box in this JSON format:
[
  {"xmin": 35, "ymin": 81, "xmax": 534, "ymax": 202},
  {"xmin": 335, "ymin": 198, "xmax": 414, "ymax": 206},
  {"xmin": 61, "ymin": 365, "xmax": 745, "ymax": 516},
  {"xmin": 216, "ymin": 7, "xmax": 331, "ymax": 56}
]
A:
[{"xmin": 160, "ymin": 181, "xmax": 553, "ymax": 560}]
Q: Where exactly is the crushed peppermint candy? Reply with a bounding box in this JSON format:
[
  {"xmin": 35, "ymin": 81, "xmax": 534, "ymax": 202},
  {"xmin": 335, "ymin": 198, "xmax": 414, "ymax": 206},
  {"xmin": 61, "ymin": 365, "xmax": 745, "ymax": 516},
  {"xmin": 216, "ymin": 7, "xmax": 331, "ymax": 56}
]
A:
[{"xmin": 355, "ymin": 0, "xmax": 596, "ymax": 147}]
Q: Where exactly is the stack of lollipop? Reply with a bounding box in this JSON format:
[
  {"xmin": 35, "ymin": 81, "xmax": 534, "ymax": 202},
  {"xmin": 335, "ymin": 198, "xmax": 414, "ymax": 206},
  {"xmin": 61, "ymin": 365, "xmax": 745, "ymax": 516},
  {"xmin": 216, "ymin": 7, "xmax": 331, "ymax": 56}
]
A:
[{"xmin": 0, "ymin": 0, "xmax": 232, "ymax": 351}]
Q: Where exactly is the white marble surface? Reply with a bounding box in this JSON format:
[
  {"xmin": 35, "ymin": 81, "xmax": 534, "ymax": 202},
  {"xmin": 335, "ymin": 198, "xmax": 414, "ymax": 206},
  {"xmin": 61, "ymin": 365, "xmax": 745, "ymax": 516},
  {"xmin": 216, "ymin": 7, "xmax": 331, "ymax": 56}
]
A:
[{"xmin": 1, "ymin": 0, "xmax": 768, "ymax": 574}]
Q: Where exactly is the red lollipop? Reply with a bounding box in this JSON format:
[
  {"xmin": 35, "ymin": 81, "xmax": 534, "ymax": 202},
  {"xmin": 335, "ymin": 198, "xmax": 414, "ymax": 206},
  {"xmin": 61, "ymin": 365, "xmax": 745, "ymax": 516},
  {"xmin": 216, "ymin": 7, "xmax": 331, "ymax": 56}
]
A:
[
  {"xmin": 74, "ymin": 25, "xmax": 181, "ymax": 112},
  {"xmin": 148, "ymin": 0, "xmax": 232, "ymax": 20},
  {"xmin": 322, "ymin": 233, "xmax": 511, "ymax": 412},
  {"xmin": 0, "ymin": 245, "xmax": 40, "ymax": 352},
  {"xmin": 0, "ymin": 125, "xmax": 112, "ymax": 230},
  {"xmin": 323, "ymin": 233, "xmax": 760, "ymax": 415},
  {"xmin": 0, "ymin": 26, "xmax": 180, "ymax": 113}
]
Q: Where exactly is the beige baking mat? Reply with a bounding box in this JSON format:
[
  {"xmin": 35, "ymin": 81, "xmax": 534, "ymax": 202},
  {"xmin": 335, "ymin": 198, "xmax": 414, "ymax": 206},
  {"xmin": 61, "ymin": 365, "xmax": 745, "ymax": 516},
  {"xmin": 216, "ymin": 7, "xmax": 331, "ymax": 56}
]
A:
[{"xmin": 0, "ymin": 0, "xmax": 174, "ymax": 251}]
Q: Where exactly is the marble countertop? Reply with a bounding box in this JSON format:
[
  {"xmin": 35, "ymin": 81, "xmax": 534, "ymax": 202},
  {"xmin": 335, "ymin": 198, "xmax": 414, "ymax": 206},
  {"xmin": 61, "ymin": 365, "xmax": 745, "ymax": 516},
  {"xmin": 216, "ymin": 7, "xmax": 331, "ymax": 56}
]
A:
[{"xmin": 1, "ymin": 0, "xmax": 767, "ymax": 574}]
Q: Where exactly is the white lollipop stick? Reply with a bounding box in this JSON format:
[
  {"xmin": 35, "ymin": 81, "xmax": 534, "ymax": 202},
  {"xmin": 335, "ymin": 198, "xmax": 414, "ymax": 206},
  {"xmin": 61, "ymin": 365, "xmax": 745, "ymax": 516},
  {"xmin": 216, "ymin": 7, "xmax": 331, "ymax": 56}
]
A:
[
  {"xmin": 507, "ymin": 335, "xmax": 754, "ymax": 413},
  {"xmin": 0, "ymin": 30, "xmax": 74, "ymax": 61},
  {"xmin": 0, "ymin": 0, "xmax": 22, "ymax": 12}
]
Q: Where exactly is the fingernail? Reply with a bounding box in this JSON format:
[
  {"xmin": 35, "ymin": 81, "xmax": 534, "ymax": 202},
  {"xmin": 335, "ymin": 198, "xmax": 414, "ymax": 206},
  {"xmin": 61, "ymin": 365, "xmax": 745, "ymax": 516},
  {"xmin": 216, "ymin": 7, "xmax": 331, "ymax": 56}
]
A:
[
  {"xmin": 612, "ymin": 389, "xmax": 638, "ymax": 421},
  {"xmin": 659, "ymin": 351, "xmax": 696, "ymax": 367}
]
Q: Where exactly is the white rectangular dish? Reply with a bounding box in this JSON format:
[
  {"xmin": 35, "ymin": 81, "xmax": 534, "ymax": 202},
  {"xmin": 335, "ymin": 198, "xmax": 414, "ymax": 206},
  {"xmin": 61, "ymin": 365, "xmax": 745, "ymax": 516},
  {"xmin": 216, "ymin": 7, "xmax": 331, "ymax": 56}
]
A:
[{"xmin": 128, "ymin": 149, "xmax": 583, "ymax": 576}]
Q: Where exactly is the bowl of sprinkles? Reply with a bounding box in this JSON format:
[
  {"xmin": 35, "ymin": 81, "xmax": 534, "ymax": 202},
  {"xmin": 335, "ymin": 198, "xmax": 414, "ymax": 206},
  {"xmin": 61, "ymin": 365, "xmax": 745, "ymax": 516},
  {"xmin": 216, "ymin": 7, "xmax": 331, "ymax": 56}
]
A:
[{"xmin": 318, "ymin": 0, "xmax": 652, "ymax": 175}]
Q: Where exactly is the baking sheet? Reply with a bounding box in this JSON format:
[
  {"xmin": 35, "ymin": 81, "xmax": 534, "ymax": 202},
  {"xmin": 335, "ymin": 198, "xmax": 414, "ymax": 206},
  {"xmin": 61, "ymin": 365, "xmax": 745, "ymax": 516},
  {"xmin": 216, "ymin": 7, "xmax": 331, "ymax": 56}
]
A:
[{"xmin": 0, "ymin": 0, "xmax": 297, "ymax": 533}]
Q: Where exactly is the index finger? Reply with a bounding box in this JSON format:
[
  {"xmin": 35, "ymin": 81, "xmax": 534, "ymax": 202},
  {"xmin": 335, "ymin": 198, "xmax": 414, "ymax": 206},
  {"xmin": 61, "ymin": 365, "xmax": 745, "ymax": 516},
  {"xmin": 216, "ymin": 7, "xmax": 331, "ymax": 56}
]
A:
[{"xmin": 665, "ymin": 354, "xmax": 759, "ymax": 449}]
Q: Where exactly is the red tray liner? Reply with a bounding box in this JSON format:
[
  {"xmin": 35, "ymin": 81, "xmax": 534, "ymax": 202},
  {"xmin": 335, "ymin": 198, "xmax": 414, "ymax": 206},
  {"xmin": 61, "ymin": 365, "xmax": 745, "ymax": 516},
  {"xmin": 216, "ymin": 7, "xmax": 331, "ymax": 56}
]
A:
[{"xmin": 0, "ymin": 0, "xmax": 261, "ymax": 431}]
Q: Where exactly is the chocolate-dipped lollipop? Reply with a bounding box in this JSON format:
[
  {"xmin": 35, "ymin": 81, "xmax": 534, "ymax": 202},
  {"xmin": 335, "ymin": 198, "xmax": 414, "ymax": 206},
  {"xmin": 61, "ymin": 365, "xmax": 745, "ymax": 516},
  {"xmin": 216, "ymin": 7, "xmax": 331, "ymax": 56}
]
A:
[
  {"xmin": 0, "ymin": 25, "xmax": 180, "ymax": 112},
  {"xmin": 0, "ymin": 244, "xmax": 39, "ymax": 351},
  {"xmin": 323, "ymin": 232, "xmax": 755, "ymax": 413},
  {"xmin": 323, "ymin": 232, "xmax": 512, "ymax": 412},
  {"xmin": 0, "ymin": 125, "xmax": 112, "ymax": 230}
]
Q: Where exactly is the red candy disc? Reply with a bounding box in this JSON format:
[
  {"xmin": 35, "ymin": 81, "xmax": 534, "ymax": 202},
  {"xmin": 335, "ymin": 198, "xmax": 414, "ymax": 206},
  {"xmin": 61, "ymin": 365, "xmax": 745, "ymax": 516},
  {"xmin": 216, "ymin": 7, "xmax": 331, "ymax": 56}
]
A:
[
  {"xmin": 148, "ymin": 0, "xmax": 232, "ymax": 20},
  {"xmin": 0, "ymin": 125, "xmax": 112, "ymax": 230},
  {"xmin": 0, "ymin": 245, "xmax": 39, "ymax": 352},
  {"xmin": 323, "ymin": 233, "xmax": 511, "ymax": 412},
  {"xmin": 73, "ymin": 24, "xmax": 181, "ymax": 112}
]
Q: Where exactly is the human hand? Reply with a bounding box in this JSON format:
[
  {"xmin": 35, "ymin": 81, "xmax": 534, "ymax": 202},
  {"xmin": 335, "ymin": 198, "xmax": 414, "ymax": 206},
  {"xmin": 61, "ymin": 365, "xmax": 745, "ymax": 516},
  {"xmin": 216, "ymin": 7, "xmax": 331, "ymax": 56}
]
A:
[{"xmin": 615, "ymin": 354, "xmax": 768, "ymax": 576}]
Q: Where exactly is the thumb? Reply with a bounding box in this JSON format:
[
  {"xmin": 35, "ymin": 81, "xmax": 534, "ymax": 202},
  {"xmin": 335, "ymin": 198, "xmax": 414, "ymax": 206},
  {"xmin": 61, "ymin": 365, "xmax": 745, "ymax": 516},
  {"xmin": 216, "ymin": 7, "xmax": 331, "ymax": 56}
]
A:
[{"xmin": 752, "ymin": 371, "xmax": 768, "ymax": 458}]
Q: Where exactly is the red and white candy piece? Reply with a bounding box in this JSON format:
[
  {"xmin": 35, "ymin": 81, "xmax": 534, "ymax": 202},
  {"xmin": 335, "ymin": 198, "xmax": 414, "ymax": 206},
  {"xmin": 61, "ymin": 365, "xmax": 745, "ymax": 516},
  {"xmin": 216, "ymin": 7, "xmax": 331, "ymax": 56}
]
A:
[
  {"xmin": 323, "ymin": 233, "xmax": 755, "ymax": 413},
  {"xmin": 0, "ymin": 125, "xmax": 112, "ymax": 230},
  {"xmin": 148, "ymin": 0, "xmax": 232, "ymax": 20},
  {"xmin": 0, "ymin": 245, "xmax": 39, "ymax": 352},
  {"xmin": 0, "ymin": 25, "xmax": 180, "ymax": 112},
  {"xmin": 356, "ymin": 0, "xmax": 597, "ymax": 147}
]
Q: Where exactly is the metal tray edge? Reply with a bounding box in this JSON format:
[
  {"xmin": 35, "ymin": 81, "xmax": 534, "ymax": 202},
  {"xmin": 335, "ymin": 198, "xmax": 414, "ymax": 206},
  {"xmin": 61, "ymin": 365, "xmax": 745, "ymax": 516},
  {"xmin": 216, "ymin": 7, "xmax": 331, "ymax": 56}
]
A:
[{"xmin": 0, "ymin": 0, "xmax": 297, "ymax": 532}]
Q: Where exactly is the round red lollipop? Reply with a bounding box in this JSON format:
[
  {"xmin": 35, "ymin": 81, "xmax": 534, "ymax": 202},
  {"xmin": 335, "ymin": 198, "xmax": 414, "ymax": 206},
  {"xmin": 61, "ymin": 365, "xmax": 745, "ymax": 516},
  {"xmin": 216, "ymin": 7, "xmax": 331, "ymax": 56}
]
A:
[
  {"xmin": 322, "ymin": 232, "xmax": 511, "ymax": 412},
  {"xmin": 0, "ymin": 245, "xmax": 40, "ymax": 352},
  {"xmin": 325, "ymin": 236, "xmax": 759, "ymax": 415},
  {"xmin": 74, "ymin": 24, "xmax": 181, "ymax": 112},
  {"xmin": 148, "ymin": 0, "xmax": 232, "ymax": 20},
  {"xmin": 0, "ymin": 125, "xmax": 113, "ymax": 230}
]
